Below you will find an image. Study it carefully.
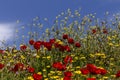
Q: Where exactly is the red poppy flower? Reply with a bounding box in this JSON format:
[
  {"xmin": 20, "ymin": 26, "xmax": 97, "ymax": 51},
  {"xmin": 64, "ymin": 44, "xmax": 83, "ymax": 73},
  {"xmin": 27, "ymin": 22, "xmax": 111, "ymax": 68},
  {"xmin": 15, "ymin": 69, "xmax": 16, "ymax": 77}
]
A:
[
  {"xmin": 12, "ymin": 63, "xmax": 24, "ymax": 72},
  {"xmin": 80, "ymin": 68, "xmax": 89, "ymax": 75},
  {"xmin": 20, "ymin": 45, "xmax": 27, "ymax": 51},
  {"xmin": 63, "ymin": 76, "xmax": 72, "ymax": 80},
  {"xmin": 29, "ymin": 39, "xmax": 35, "ymax": 45},
  {"xmin": 86, "ymin": 64, "xmax": 97, "ymax": 70},
  {"xmin": 86, "ymin": 64, "xmax": 98, "ymax": 74},
  {"xmin": 64, "ymin": 71, "xmax": 72, "ymax": 77},
  {"xmin": 64, "ymin": 45, "xmax": 71, "ymax": 52},
  {"xmin": 52, "ymin": 62, "xmax": 66, "ymax": 71},
  {"xmin": 75, "ymin": 42, "xmax": 81, "ymax": 48},
  {"xmin": 59, "ymin": 45, "xmax": 65, "ymax": 52},
  {"xmin": 68, "ymin": 38, "xmax": 74, "ymax": 44},
  {"xmin": 64, "ymin": 55, "xmax": 72, "ymax": 64},
  {"xmin": 34, "ymin": 41, "xmax": 41, "ymax": 50},
  {"xmin": 103, "ymin": 28, "xmax": 108, "ymax": 34},
  {"xmin": 27, "ymin": 67, "xmax": 35, "ymax": 73},
  {"xmin": 92, "ymin": 29, "xmax": 96, "ymax": 34},
  {"xmin": 100, "ymin": 69, "xmax": 107, "ymax": 75},
  {"xmin": 63, "ymin": 34, "xmax": 69, "ymax": 39},
  {"xmin": 54, "ymin": 42, "xmax": 61, "ymax": 48},
  {"xmin": 49, "ymin": 38, "xmax": 55, "ymax": 44},
  {"xmin": 0, "ymin": 50, "xmax": 5, "ymax": 54},
  {"xmin": 44, "ymin": 42, "xmax": 52, "ymax": 51},
  {"xmin": 33, "ymin": 73, "xmax": 42, "ymax": 80},
  {"xmin": 86, "ymin": 78, "xmax": 96, "ymax": 80},
  {"xmin": 94, "ymin": 68, "xmax": 102, "ymax": 74},
  {"xmin": 0, "ymin": 63, "xmax": 4, "ymax": 69},
  {"xmin": 116, "ymin": 70, "xmax": 120, "ymax": 77}
]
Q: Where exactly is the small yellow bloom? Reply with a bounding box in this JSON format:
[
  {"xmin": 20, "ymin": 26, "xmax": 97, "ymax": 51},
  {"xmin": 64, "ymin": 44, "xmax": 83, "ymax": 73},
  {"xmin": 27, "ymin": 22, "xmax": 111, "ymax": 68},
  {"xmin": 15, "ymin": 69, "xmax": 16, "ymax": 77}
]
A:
[
  {"xmin": 13, "ymin": 54, "xmax": 16, "ymax": 57},
  {"xmin": 95, "ymin": 59, "xmax": 99, "ymax": 62},
  {"xmin": 7, "ymin": 53, "xmax": 11, "ymax": 56},
  {"xmin": 107, "ymin": 36, "xmax": 112, "ymax": 40},
  {"xmin": 48, "ymin": 73, "xmax": 52, "ymax": 76},
  {"xmin": 63, "ymin": 27, "xmax": 68, "ymax": 30},
  {"xmin": 21, "ymin": 55, "xmax": 25, "ymax": 59},
  {"xmin": 97, "ymin": 67, "xmax": 104, "ymax": 69},
  {"xmin": 74, "ymin": 57, "xmax": 78, "ymax": 60},
  {"xmin": 1, "ymin": 61, "xmax": 4, "ymax": 64},
  {"xmin": 108, "ymin": 43, "xmax": 113, "ymax": 46},
  {"xmin": 3, "ymin": 56, "xmax": 7, "ymax": 59},
  {"xmin": 110, "ymin": 63, "xmax": 114, "ymax": 66},
  {"xmin": 27, "ymin": 76, "xmax": 34, "ymax": 80},
  {"xmin": 44, "ymin": 47, "xmax": 47, "ymax": 51},
  {"xmin": 56, "ymin": 39, "xmax": 64, "ymax": 45},
  {"xmin": 95, "ymin": 53, "xmax": 105, "ymax": 56},
  {"xmin": 103, "ymin": 76, "xmax": 108, "ymax": 79},
  {"xmin": 36, "ymin": 55, "xmax": 40, "ymax": 58},
  {"xmin": 59, "ymin": 78, "xmax": 63, "ymax": 80},
  {"xmin": 42, "ymin": 57, "xmax": 46, "ymax": 59},
  {"xmin": 70, "ymin": 69, "xmax": 74, "ymax": 71},
  {"xmin": 112, "ymin": 35, "xmax": 116, "ymax": 38},
  {"xmin": 102, "ymin": 55, "xmax": 106, "ymax": 58},
  {"xmin": 71, "ymin": 60, "xmax": 75, "ymax": 63},
  {"xmin": 89, "ymin": 54, "xmax": 94, "ymax": 57},
  {"xmin": 10, "ymin": 59, "xmax": 14, "ymax": 63},
  {"xmin": 46, "ymin": 65, "xmax": 50, "ymax": 68},
  {"xmin": 52, "ymin": 45, "xmax": 55, "ymax": 49},
  {"xmin": 53, "ymin": 76, "xmax": 59, "ymax": 79},
  {"xmin": 71, "ymin": 54, "xmax": 75, "ymax": 57},
  {"xmin": 76, "ymin": 66, "xmax": 80, "ymax": 69},
  {"xmin": 13, "ymin": 50, "xmax": 18, "ymax": 53},
  {"xmin": 74, "ymin": 70, "xmax": 81, "ymax": 74},
  {"xmin": 43, "ymin": 69, "xmax": 46, "ymax": 72},
  {"xmin": 80, "ymin": 57, "xmax": 86, "ymax": 59},
  {"xmin": 110, "ymin": 58, "xmax": 114, "ymax": 60},
  {"xmin": 44, "ymin": 78, "xmax": 49, "ymax": 80},
  {"xmin": 50, "ymin": 71, "xmax": 55, "ymax": 74},
  {"xmin": 37, "ymin": 72, "xmax": 42, "ymax": 75},
  {"xmin": 43, "ymin": 75, "xmax": 47, "ymax": 78},
  {"xmin": 47, "ymin": 56, "xmax": 51, "ymax": 59},
  {"xmin": 111, "ymin": 75, "xmax": 116, "ymax": 78},
  {"xmin": 115, "ymin": 44, "xmax": 119, "ymax": 47}
]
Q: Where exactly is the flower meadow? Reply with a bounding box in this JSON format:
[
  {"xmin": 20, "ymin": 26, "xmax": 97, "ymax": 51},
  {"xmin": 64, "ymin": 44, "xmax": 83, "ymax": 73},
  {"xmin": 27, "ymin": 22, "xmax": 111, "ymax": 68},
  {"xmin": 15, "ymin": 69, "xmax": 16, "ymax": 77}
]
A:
[{"xmin": 1, "ymin": 9, "xmax": 120, "ymax": 80}]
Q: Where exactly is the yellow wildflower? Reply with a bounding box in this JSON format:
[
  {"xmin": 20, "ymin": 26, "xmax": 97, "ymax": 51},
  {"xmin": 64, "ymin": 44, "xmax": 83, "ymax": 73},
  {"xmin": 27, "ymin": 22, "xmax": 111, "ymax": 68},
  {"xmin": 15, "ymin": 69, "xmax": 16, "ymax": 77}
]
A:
[
  {"xmin": 110, "ymin": 58, "xmax": 114, "ymax": 60},
  {"xmin": 21, "ymin": 55, "xmax": 25, "ymax": 59},
  {"xmin": 74, "ymin": 57, "xmax": 78, "ymax": 60},
  {"xmin": 44, "ymin": 78, "xmax": 49, "ymax": 80},
  {"xmin": 52, "ymin": 45, "xmax": 55, "ymax": 49},
  {"xmin": 53, "ymin": 76, "xmax": 59, "ymax": 79},
  {"xmin": 43, "ymin": 69, "xmax": 46, "ymax": 72},
  {"xmin": 74, "ymin": 70, "xmax": 81, "ymax": 74},
  {"xmin": 46, "ymin": 65, "xmax": 50, "ymax": 68},
  {"xmin": 37, "ymin": 72, "xmax": 42, "ymax": 75},
  {"xmin": 50, "ymin": 71, "xmax": 55, "ymax": 74},
  {"xmin": 36, "ymin": 55, "xmax": 40, "ymax": 58},
  {"xmin": 76, "ymin": 66, "xmax": 80, "ymax": 69},
  {"xmin": 27, "ymin": 76, "xmax": 34, "ymax": 80},
  {"xmin": 107, "ymin": 36, "xmax": 112, "ymax": 40},
  {"xmin": 111, "ymin": 75, "xmax": 116, "ymax": 78},
  {"xmin": 108, "ymin": 43, "xmax": 113, "ymax": 46},
  {"xmin": 89, "ymin": 54, "xmax": 94, "ymax": 57},
  {"xmin": 10, "ymin": 59, "xmax": 14, "ymax": 63},
  {"xmin": 47, "ymin": 56, "xmax": 51, "ymax": 59},
  {"xmin": 80, "ymin": 57, "xmax": 86, "ymax": 59},
  {"xmin": 103, "ymin": 76, "xmax": 108, "ymax": 79},
  {"xmin": 3, "ymin": 56, "xmax": 7, "ymax": 59},
  {"xmin": 13, "ymin": 50, "xmax": 18, "ymax": 53}
]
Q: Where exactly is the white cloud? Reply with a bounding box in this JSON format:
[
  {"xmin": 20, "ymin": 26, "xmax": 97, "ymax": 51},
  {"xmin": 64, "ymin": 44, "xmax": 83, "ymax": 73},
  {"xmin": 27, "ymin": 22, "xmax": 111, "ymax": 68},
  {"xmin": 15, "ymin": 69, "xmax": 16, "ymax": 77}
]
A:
[{"xmin": 0, "ymin": 23, "xmax": 16, "ymax": 42}]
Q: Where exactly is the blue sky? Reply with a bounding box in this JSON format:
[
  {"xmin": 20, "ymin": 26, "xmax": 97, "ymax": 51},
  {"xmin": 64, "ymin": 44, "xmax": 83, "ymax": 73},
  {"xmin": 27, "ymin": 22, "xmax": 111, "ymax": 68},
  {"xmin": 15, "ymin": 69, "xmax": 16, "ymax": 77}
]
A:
[{"xmin": 0, "ymin": 0, "xmax": 120, "ymax": 48}]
